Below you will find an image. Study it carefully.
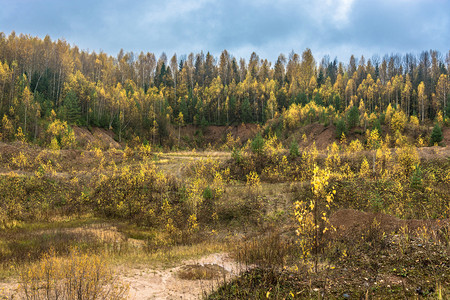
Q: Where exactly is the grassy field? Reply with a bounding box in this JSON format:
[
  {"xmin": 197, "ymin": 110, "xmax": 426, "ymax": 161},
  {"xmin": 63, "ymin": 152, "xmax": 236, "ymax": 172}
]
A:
[{"xmin": 0, "ymin": 137, "xmax": 448, "ymax": 299}]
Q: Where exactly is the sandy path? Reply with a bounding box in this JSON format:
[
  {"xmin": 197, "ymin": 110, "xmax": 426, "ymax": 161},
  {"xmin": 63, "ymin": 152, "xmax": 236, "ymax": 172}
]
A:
[{"xmin": 121, "ymin": 253, "xmax": 241, "ymax": 300}]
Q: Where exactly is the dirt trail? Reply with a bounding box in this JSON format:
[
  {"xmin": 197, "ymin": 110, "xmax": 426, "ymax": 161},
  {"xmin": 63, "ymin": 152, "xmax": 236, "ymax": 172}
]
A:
[{"xmin": 121, "ymin": 253, "xmax": 240, "ymax": 300}]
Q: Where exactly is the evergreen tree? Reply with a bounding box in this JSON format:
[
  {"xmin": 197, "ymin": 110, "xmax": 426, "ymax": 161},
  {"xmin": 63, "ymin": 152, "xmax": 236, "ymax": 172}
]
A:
[
  {"xmin": 251, "ymin": 133, "xmax": 264, "ymax": 155},
  {"xmin": 335, "ymin": 118, "xmax": 348, "ymax": 139},
  {"xmin": 346, "ymin": 105, "xmax": 360, "ymax": 129},
  {"xmin": 289, "ymin": 139, "xmax": 299, "ymax": 158},
  {"xmin": 241, "ymin": 98, "xmax": 252, "ymax": 122},
  {"xmin": 63, "ymin": 90, "xmax": 81, "ymax": 125},
  {"xmin": 430, "ymin": 123, "xmax": 443, "ymax": 145}
]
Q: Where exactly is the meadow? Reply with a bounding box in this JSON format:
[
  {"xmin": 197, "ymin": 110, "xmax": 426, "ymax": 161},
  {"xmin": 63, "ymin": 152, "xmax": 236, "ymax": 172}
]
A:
[{"xmin": 0, "ymin": 119, "xmax": 448, "ymax": 299}]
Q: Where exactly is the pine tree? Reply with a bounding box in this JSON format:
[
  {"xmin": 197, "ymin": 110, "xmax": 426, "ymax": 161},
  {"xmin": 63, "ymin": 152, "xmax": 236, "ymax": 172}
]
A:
[
  {"xmin": 251, "ymin": 133, "xmax": 264, "ymax": 155},
  {"xmin": 63, "ymin": 90, "xmax": 81, "ymax": 124},
  {"xmin": 346, "ymin": 105, "xmax": 360, "ymax": 129},
  {"xmin": 430, "ymin": 123, "xmax": 443, "ymax": 145},
  {"xmin": 241, "ymin": 98, "xmax": 252, "ymax": 123}
]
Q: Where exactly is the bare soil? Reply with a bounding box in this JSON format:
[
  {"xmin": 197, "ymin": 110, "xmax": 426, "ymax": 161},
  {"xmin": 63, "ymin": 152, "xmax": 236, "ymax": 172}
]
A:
[
  {"xmin": 179, "ymin": 124, "xmax": 260, "ymax": 148},
  {"xmin": 443, "ymin": 126, "xmax": 450, "ymax": 146},
  {"xmin": 120, "ymin": 253, "xmax": 240, "ymax": 300},
  {"xmin": 72, "ymin": 126, "xmax": 120, "ymax": 149},
  {"xmin": 330, "ymin": 208, "xmax": 450, "ymax": 237}
]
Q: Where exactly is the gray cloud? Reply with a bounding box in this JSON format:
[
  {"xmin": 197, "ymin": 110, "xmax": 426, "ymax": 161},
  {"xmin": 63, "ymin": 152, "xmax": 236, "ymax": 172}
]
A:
[{"xmin": 0, "ymin": 0, "xmax": 448, "ymax": 62}]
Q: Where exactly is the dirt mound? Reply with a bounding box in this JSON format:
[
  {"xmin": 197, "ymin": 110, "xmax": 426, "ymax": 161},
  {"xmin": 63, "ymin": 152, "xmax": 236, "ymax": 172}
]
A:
[
  {"xmin": 72, "ymin": 126, "xmax": 120, "ymax": 149},
  {"xmin": 91, "ymin": 127, "xmax": 120, "ymax": 149},
  {"xmin": 314, "ymin": 126, "xmax": 336, "ymax": 149},
  {"xmin": 330, "ymin": 209, "xmax": 449, "ymax": 236},
  {"xmin": 203, "ymin": 124, "xmax": 260, "ymax": 145},
  {"xmin": 417, "ymin": 146, "xmax": 450, "ymax": 160},
  {"xmin": 179, "ymin": 124, "xmax": 260, "ymax": 148},
  {"xmin": 294, "ymin": 124, "xmax": 337, "ymax": 149},
  {"xmin": 443, "ymin": 126, "xmax": 450, "ymax": 146}
]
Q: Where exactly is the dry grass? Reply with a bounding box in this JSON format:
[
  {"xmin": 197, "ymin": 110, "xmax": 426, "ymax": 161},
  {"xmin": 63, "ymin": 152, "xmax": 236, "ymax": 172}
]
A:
[
  {"xmin": 177, "ymin": 264, "xmax": 228, "ymax": 280},
  {"xmin": 19, "ymin": 249, "xmax": 129, "ymax": 300}
]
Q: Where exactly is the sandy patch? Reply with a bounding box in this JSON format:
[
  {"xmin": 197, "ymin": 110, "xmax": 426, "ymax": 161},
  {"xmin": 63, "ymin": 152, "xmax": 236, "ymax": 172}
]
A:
[{"xmin": 121, "ymin": 253, "xmax": 240, "ymax": 300}]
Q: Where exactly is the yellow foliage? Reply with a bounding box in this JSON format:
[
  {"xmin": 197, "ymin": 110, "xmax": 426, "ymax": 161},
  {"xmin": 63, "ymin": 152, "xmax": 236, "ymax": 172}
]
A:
[
  {"xmin": 394, "ymin": 131, "xmax": 408, "ymax": 147},
  {"xmin": 390, "ymin": 109, "xmax": 407, "ymax": 132},
  {"xmin": 347, "ymin": 139, "xmax": 364, "ymax": 153},
  {"xmin": 47, "ymin": 119, "xmax": 76, "ymax": 149},
  {"xmin": 409, "ymin": 115, "xmax": 419, "ymax": 127},
  {"xmin": 396, "ymin": 146, "xmax": 420, "ymax": 179},
  {"xmin": 294, "ymin": 165, "xmax": 335, "ymax": 267},
  {"xmin": 11, "ymin": 152, "xmax": 28, "ymax": 169},
  {"xmin": 385, "ymin": 104, "xmax": 393, "ymax": 123},
  {"xmin": 49, "ymin": 137, "xmax": 60, "ymax": 150},
  {"xmin": 416, "ymin": 135, "xmax": 426, "ymax": 147},
  {"xmin": 368, "ymin": 113, "xmax": 378, "ymax": 126},
  {"xmin": 302, "ymin": 133, "xmax": 308, "ymax": 143},
  {"xmin": 223, "ymin": 132, "xmax": 241, "ymax": 150},
  {"xmin": 325, "ymin": 142, "xmax": 340, "ymax": 171},
  {"xmin": 1, "ymin": 115, "xmax": 14, "ymax": 141},
  {"xmin": 436, "ymin": 110, "xmax": 444, "ymax": 125},
  {"xmin": 19, "ymin": 249, "xmax": 128, "ymax": 299},
  {"xmin": 360, "ymin": 157, "xmax": 370, "ymax": 177},
  {"xmin": 366, "ymin": 129, "xmax": 381, "ymax": 150},
  {"xmin": 262, "ymin": 134, "xmax": 283, "ymax": 157},
  {"xmin": 301, "ymin": 142, "xmax": 318, "ymax": 180},
  {"xmin": 246, "ymin": 171, "xmax": 261, "ymax": 189},
  {"xmin": 15, "ymin": 127, "xmax": 26, "ymax": 143},
  {"xmin": 187, "ymin": 214, "xmax": 199, "ymax": 234}
]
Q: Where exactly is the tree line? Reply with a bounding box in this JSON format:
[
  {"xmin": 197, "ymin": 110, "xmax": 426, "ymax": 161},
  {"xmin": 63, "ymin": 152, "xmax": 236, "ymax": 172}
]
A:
[{"xmin": 0, "ymin": 31, "xmax": 449, "ymax": 144}]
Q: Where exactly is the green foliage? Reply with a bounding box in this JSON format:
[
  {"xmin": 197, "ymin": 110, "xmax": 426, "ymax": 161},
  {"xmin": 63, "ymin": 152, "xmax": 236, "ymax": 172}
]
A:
[
  {"xmin": 410, "ymin": 164, "xmax": 423, "ymax": 189},
  {"xmin": 289, "ymin": 139, "xmax": 299, "ymax": 158},
  {"xmin": 0, "ymin": 175, "xmax": 79, "ymax": 225},
  {"xmin": 63, "ymin": 90, "xmax": 81, "ymax": 125},
  {"xmin": 0, "ymin": 33, "xmax": 449, "ymax": 148},
  {"xmin": 251, "ymin": 133, "xmax": 265, "ymax": 155},
  {"xmin": 231, "ymin": 147, "xmax": 242, "ymax": 164},
  {"xmin": 241, "ymin": 98, "xmax": 252, "ymax": 123},
  {"xmin": 346, "ymin": 105, "xmax": 360, "ymax": 129},
  {"xmin": 372, "ymin": 117, "xmax": 381, "ymax": 133},
  {"xmin": 430, "ymin": 123, "xmax": 443, "ymax": 145},
  {"xmin": 446, "ymin": 101, "xmax": 450, "ymax": 118},
  {"xmin": 334, "ymin": 94, "xmax": 342, "ymax": 111},
  {"xmin": 202, "ymin": 186, "xmax": 213, "ymax": 200},
  {"xmin": 90, "ymin": 164, "xmax": 180, "ymax": 226},
  {"xmin": 335, "ymin": 118, "xmax": 348, "ymax": 139}
]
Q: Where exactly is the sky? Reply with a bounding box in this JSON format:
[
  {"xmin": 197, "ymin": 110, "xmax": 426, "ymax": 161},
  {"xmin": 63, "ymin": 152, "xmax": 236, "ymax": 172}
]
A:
[{"xmin": 0, "ymin": 0, "xmax": 449, "ymax": 64}]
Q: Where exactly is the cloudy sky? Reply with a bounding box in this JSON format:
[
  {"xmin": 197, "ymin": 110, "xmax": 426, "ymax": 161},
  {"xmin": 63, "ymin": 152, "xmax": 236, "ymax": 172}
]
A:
[{"xmin": 0, "ymin": 0, "xmax": 449, "ymax": 63}]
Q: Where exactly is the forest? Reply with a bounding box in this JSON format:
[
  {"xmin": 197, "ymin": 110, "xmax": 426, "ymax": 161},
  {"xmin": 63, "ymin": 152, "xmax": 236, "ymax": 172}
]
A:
[
  {"xmin": 0, "ymin": 31, "xmax": 449, "ymax": 299},
  {"xmin": 0, "ymin": 31, "xmax": 449, "ymax": 146}
]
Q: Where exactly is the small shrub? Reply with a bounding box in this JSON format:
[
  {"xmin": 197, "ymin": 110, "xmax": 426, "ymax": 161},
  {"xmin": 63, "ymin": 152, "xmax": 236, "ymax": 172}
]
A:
[
  {"xmin": 19, "ymin": 249, "xmax": 128, "ymax": 300},
  {"xmin": 335, "ymin": 118, "xmax": 348, "ymax": 139},
  {"xmin": 203, "ymin": 186, "xmax": 214, "ymax": 200},
  {"xmin": 251, "ymin": 133, "xmax": 265, "ymax": 155},
  {"xmin": 178, "ymin": 264, "xmax": 227, "ymax": 280},
  {"xmin": 232, "ymin": 232, "xmax": 295, "ymax": 269},
  {"xmin": 289, "ymin": 139, "xmax": 299, "ymax": 158},
  {"xmin": 410, "ymin": 164, "xmax": 423, "ymax": 189},
  {"xmin": 430, "ymin": 123, "xmax": 443, "ymax": 145},
  {"xmin": 231, "ymin": 147, "xmax": 242, "ymax": 164}
]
